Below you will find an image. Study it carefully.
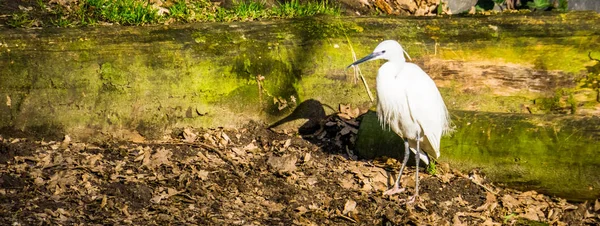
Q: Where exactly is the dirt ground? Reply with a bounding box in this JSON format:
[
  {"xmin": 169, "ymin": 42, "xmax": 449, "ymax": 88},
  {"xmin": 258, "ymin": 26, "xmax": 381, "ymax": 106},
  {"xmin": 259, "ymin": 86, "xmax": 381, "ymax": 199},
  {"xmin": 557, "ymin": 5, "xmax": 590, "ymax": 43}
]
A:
[{"xmin": 1, "ymin": 115, "xmax": 599, "ymax": 225}]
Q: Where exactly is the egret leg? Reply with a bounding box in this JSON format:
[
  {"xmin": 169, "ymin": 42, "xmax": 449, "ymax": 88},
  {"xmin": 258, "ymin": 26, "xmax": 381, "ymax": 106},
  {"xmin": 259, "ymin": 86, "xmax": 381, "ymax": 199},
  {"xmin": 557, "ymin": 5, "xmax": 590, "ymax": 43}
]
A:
[
  {"xmin": 383, "ymin": 140, "xmax": 410, "ymax": 196},
  {"xmin": 408, "ymin": 133, "xmax": 421, "ymax": 203}
]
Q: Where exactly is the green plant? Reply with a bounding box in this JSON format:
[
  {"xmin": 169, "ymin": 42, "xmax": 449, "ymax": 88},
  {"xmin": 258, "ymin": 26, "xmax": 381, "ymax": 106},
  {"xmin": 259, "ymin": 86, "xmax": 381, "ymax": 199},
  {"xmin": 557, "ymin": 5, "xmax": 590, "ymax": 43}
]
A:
[
  {"xmin": 232, "ymin": 1, "xmax": 267, "ymax": 21},
  {"xmin": 36, "ymin": 0, "xmax": 48, "ymax": 12},
  {"xmin": 426, "ymin": 158, "xmax": 437, "ymax": 175},
  {"xmin": 527, "ymin": 0, "xmax": 550, "ymax": 10},
  {"xmin": 188, "ymin": 0, "xmax": 219, "ymax": 21},
  {"xmin": 582, "ymin": 53, "xmax": 600, "ymax": 102},
  {"xmin": 503, "ymin": 213, "xmax": 516, "ymax": 224},
  {"xmin": 169, "ymin": 1, "xmax": 191, "ymax": 21},
  {"xmin": 437, "ymin": 0, "xmax": 445, "ymax": 15},
  {"xmin": 214, "ymin": 7, "xmax": 233, "ymax": 22},
  {"xmin": 557, "ymin": 0, "xmax": 568, "ymax": 11},
  {"xmin": 271, "ymin": 0, "xmax": 340, "ymax": 18},
  {"xmin": 84, "ymin": 0, "xmax": 159, "ymax": 25},
  {"xmin": 474, "ymin": 5, "xmax": 486, "ymax": 13},
  {"xmin": 51, "ymin": 15, "xmax": 73, "ymax": 27},
  {"xmin": 567, "ymin": 91, "xmax": 577, "ymax": 114},
  {"xmin": 7, "ymin": 12, "xmax": 35, "ymax": 28},
  {"xmin": 582, "ymin": 73, "xmax": 600, "ymax": 92},
  {"xmin": 537, "ymin": 88, "xmax": 578, "ymax": 114},
  {"xmin": 3, "ymin": 0, "xmax": 342, "ymax": 28}
]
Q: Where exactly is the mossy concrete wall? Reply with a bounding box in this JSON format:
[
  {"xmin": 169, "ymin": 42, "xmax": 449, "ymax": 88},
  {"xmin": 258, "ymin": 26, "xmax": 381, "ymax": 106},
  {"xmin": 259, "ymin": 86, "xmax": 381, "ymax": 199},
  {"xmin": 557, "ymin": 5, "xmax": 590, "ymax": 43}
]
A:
[{"xmin": 1, "ymin": 12, "xmax": 598, "ymax": 141}]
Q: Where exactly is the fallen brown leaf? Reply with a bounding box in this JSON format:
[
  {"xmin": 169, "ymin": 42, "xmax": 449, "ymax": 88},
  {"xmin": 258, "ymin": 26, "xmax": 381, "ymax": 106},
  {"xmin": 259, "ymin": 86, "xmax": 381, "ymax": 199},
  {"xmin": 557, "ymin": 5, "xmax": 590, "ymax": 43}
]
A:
[
  {"xmin": 143, "ymin": 148, "xmax": 172, "ymax": 169},
  {"xmin": 519, "ymin": 206, "xmax": 540, "ymax": 221},
  {"xmin": 267, "ymin": 154, "xmax": 297, "ymax": 174},
  {"xmin": 182, "ymin": 128, "xmax": 197, "ymax": 143},
  {"xmin": 343, "ymin": 199, "xmax": 357, "ymax": 215},
  {"xmin": 197, "ymin": 170, "xmax": 209, "ymax": 180},
  {"xmin": 501, "ymin": 194, "xmax": 520, "ymax": 209}
]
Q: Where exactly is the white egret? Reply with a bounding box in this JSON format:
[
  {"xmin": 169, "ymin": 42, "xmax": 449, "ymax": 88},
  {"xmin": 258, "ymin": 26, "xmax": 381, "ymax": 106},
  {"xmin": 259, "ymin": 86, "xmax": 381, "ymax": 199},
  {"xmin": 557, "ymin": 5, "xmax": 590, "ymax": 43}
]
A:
[{"xmin": 347, "ymin": 40, "xmax": 451, "ymax": 201}]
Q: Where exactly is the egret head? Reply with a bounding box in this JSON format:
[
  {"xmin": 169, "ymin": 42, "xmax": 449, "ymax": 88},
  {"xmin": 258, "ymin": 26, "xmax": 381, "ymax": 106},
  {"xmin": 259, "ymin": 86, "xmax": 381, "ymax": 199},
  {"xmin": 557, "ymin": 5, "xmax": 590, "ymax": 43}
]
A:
[{"xmin": 347, "ymin": 40, "xmax": 412, "ymax": 69}]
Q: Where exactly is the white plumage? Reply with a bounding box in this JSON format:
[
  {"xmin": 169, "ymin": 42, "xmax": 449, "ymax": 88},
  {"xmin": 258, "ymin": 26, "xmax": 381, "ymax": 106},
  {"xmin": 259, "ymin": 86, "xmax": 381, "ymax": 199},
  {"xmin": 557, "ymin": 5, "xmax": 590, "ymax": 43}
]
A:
[
  {"xmin": 348, "ymin": 40, "xmax": 451, "ymax": 201},
  {"xmin": 377, "ymin": 62, "xmax": 451, "ymax": 159}
]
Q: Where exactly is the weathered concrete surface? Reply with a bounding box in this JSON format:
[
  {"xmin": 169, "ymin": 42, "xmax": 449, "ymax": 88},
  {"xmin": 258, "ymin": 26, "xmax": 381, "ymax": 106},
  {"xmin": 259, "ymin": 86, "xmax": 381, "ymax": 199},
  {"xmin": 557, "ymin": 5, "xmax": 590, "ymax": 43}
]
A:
[
  {"xmin": 0, "ymin": 12, "xmax": 599, "ymax": 142},
  {"xmin": 569, "ymin": 0, "xmax": 600, "ymax": 13},
  {"xmin": 356, "ymin": 110, "xmax": 600, "ymax": 200},
  {"xmin": 446, "ymin": 0, "xmax": 478, "ymax": 14}
]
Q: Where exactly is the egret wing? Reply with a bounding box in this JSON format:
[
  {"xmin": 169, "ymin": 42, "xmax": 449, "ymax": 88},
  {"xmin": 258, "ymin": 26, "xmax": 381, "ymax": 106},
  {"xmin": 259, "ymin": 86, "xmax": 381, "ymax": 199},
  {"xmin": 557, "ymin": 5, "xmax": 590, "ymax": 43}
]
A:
[{"xmin": 404, "ymin": 63, "xmax": 449, "ymax": 158}]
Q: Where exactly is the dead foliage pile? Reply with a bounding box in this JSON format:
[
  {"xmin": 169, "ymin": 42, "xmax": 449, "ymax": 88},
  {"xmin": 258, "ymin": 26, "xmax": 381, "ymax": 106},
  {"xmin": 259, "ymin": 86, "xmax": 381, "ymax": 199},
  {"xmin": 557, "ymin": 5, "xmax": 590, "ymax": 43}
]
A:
[{"xmin": 0, "ymin": 118, "xmax": 598, "ymax": 225}]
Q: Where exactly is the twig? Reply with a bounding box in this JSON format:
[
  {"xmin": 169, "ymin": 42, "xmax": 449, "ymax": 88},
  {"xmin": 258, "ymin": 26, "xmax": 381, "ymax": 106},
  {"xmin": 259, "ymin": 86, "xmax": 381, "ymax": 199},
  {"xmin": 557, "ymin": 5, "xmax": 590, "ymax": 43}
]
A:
[
  {"xmin": 193, "ymin": 142, "xmax": 225, "ymax": 159},
  {"xmin": 335, "ymin": 214, "xmax": 357, "ymax": 223},
  {"xmin": 346, "ymin": 35, "xmax": 375, "ymax": 103},
  {"xmin": 175, "ymin": 192, "xmax": 197, "ymax": 203},
  {"xmin": 192, "ymin": 142, "xmax": 246, "ymax": 178},
  {"xmin": 470, "ymin": 178, "xmax": 499, "ymax": 196},
  {"xmin": 589, "ymin": 51, "xmax": 600, "ymax": 62}
]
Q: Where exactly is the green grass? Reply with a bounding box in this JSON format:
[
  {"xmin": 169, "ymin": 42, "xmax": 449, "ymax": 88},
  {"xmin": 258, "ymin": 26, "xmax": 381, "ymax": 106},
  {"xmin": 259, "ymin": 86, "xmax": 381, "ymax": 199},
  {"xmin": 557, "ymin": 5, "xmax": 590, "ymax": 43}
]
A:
[
  {"xmin": 527, "ymin": 0, "xmax": 551, "ymax": 10},
  {"xmin": 85, "ymin": 0, "xmax": 159, "ymax": 25},
  {"xmin": 5, "ymin": 0, "xmax": 341, "ymax": 28},
  {"xmin": 426, "ymin": 158, "xmax": 437, "ymax": 175},
  {"xmin": 233, "ymin": 1, "xmax": 268, "ymax": 21},
  {"xmin": 271, "ymin": 0, "xmax": 340, "ymax": 18},
  {"xmin": 557, "ymin": 0, "xmax": 568, "ymax": 11},
  {"xmin": 7, "ymin": 12, "xmax": 36, "ymax": 28},
  {"xmin": 50, "ymin": 16, "xmax": 73, "ymax": 27},
  {"xmin": 191, "ymin": 0, "xmax": 340, "ymax": 22},
  {"xmin": 168, "ymin": 1, "xmax": 191, "ymax": 21}
]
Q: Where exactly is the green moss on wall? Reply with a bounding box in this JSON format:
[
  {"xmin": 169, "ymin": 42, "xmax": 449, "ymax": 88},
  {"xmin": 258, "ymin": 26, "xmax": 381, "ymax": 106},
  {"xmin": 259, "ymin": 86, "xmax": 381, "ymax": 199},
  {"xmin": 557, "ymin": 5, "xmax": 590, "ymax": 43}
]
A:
[
  {"xmin": 439, "ymin": 36, "xmax": 599, "ymax": 73},
  {"xmin": 1, "ymin": 12, "xmax": 599, "ymax": 142}
]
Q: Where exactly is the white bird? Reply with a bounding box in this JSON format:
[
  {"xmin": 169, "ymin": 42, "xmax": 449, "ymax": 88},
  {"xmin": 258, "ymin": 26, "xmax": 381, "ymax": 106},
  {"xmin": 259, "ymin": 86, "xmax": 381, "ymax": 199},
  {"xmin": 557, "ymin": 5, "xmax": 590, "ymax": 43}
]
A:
[{"xmin": 348, "ymin": 40, "xmax": 452, "ymax": 201}]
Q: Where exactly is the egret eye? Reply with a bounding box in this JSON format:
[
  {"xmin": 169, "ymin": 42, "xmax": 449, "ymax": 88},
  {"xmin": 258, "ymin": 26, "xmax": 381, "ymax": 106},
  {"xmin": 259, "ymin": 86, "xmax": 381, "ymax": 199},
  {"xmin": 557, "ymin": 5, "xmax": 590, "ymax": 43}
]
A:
[{"xmin": 382, "ymin": 50, "xmax": 386, "ymax": 54}]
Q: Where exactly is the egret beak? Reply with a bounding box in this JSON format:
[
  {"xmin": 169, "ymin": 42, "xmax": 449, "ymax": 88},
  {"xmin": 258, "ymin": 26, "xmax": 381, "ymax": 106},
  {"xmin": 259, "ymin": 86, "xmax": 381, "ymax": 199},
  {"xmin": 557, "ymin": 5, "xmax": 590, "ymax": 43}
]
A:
[{"xmin": 346, "ymin": 51, "xmax": 382, "ymax": 69}]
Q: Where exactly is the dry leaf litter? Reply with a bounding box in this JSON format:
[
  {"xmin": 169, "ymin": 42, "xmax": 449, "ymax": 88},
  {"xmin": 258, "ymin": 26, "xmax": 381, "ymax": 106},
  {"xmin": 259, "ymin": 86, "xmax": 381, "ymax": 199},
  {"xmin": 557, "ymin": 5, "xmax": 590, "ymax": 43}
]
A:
[{"xmin": 0, "ymin": 113, "xmax": 598, "ymax": 225}]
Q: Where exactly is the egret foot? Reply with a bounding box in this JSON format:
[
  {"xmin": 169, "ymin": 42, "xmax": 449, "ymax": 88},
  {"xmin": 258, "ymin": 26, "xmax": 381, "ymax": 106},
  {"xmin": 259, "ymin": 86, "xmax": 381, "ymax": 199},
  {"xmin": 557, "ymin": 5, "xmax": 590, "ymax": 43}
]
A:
[
  {"xmin": 383, "ymin": 185, "xmax": 405, "ymax": 196},
  {"xmin": 407, "ymin": 195, "xmax": 420, "ymax": 204}
]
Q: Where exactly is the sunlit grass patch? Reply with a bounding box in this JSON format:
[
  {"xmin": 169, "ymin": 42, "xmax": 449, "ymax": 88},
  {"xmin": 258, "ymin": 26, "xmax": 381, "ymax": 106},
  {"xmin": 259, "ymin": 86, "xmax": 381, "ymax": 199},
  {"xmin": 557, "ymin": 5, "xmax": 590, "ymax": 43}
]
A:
[
  {"xmin": 7, "ymin": 12, "xmax": 37, "ymax": 28},
  {"xmin": 4, "ymin": 0, "xmax": 342, "ymax": 28},
  {"xmin": 84, "ymin": 0, "xmax": 159, "ymax": 25},
  {"xmin": 271, "ymin": 0, "xmax": 340, "ymax": 18}
]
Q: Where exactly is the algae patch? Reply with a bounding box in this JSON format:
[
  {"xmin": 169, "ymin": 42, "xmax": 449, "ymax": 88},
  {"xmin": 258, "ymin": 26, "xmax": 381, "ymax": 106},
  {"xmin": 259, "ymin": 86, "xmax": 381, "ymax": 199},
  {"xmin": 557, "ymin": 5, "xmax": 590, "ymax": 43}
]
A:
[{"xmin": 100, "ymin": 63, "xmax": 129, "ymax": 92}]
